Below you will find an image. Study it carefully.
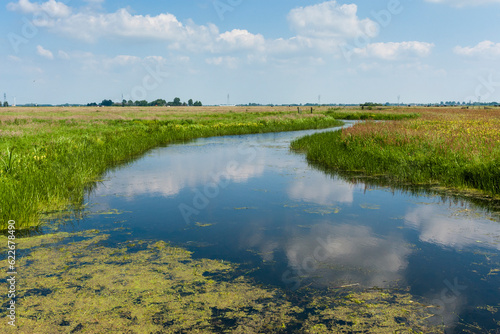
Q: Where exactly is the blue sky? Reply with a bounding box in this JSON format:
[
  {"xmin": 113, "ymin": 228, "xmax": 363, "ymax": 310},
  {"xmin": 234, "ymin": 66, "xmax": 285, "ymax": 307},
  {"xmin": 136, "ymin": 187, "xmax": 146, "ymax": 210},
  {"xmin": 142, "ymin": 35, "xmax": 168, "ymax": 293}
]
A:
[{"xmin": 1, "ymin": 0, "xmax": 500, "ymax": 105}]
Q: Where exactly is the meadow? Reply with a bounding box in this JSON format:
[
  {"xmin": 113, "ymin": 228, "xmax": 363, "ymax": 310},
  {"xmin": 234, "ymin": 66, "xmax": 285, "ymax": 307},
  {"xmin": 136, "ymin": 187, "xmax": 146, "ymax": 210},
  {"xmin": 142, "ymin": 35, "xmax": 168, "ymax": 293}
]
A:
[
  {"xmin": 1, "ymin": 105, "xmax": 498, "ymax": 333},
  {"xmin": 0, "ymin": 106, "xmax": 351, "ymax": 231},
  {"xmin": 292, "ymin": 107, "xmax": 500, "ymax": 198}
]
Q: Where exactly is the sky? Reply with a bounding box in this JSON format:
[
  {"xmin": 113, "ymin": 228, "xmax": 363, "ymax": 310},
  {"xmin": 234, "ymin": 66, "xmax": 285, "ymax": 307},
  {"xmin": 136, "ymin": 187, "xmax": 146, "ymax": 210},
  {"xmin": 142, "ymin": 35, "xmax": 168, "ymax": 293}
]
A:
[{"xmin": 1, "ymin": 0, "xmax": 500, "ymax": 105}]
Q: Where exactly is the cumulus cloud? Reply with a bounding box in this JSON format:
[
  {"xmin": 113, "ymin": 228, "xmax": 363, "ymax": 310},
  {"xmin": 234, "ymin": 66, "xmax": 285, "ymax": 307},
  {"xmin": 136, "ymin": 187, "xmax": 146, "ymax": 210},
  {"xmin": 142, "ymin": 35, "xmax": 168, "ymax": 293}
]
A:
[
  {"xmin": 7, "ymin": 0, "xmax": 267, "ymax": 56},
  {"xmin": 288, "ymin": 1, "xmax": 378, "ymax": 40},
  {"xmin": 454, "ymin": 40, "xmax": 500, "ymax": 58},
  {"xmin": 7, "ymin": 0, "xmax": 71, "ymax": 18},
  {"xmin": 354, "ymin": 41, "xmax": 435, "ymax": 60},
  {"xmin": 36, "ymin": 45, "xmax": 54, "ymax": 59},
  {"xmin": 7, "ymin": 0, "xmax": 434, "ymax": 63},
  {"xmin": 217, "ymin": 29, "xmax": 266, "ymax": 51}
]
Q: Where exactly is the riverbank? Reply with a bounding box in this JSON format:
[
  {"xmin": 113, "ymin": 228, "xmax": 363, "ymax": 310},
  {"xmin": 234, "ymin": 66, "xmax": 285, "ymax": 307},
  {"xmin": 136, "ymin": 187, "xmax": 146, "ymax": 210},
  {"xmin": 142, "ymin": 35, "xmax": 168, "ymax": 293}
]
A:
[
  {"xmin": 0, "ymin": 106, "xmax": 354, "ymax": 230},
  {"xmin": 291, "ymin": 108, "xmax": 500, "ymax": 198}
]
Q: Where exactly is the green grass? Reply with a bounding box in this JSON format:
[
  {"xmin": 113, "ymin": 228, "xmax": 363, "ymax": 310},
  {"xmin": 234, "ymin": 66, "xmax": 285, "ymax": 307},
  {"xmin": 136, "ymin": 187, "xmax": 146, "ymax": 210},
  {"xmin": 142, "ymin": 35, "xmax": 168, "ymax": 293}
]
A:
[
  {"xmin": 0, "ymin": 111, "xmax": 343, "ymax": 230},
  {"xmin": 291, "ymin": 116, "xmax": 500, "ymax": 197}
]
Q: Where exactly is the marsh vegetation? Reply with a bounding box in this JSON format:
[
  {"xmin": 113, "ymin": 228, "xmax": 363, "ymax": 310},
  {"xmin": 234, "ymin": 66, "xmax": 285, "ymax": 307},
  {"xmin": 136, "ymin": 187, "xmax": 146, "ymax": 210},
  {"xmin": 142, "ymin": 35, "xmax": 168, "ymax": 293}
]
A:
[{"xmin": 2, "ymin": 106, "xmax": 500, "ymax": 333}]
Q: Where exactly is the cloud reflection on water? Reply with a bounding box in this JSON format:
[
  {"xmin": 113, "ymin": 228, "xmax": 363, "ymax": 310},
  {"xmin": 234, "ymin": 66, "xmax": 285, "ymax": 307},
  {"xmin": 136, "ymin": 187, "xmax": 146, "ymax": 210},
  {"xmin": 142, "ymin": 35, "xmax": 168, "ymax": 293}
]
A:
[{"xmin": 405, "ymin": 205, "xmax": 500, "ymax": 251}]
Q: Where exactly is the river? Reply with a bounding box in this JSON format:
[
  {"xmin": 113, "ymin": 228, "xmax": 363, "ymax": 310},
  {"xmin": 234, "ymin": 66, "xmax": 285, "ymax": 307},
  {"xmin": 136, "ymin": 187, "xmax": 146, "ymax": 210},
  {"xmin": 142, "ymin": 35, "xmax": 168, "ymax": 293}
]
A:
[{"xmin": 54, "ymin": 125, "xmax": 500, "ymax": 332}]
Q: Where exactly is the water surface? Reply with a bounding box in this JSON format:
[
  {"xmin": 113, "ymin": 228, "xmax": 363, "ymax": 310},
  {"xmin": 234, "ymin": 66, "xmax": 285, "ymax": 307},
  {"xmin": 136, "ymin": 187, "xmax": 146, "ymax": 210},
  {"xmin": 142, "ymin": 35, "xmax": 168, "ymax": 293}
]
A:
[{"xmin": 56, "ymin": 126, "xmax": 500, "ymax": 332}]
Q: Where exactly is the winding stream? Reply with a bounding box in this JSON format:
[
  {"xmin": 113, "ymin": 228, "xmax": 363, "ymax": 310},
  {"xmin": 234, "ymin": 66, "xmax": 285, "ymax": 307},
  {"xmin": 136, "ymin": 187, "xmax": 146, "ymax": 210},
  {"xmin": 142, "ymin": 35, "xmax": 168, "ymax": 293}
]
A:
[{"xmin": 52, "ymin": 125, "xmax": 500, "ymax": 332}]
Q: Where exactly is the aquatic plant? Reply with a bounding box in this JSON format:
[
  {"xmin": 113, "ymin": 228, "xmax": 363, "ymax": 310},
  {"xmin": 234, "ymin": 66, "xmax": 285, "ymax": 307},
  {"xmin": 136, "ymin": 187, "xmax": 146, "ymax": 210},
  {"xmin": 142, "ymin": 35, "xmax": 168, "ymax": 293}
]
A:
[{"xmin": 0, "ymin": 230, "xmax": 443, "ymax": 333}]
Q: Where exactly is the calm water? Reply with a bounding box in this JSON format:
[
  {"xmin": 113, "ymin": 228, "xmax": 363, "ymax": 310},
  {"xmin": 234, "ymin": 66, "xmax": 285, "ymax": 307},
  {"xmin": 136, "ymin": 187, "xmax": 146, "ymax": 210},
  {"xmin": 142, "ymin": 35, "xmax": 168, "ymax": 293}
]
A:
[{"xmin": 54, "ymin": 126, "xmax": 500, "ymax": 332}]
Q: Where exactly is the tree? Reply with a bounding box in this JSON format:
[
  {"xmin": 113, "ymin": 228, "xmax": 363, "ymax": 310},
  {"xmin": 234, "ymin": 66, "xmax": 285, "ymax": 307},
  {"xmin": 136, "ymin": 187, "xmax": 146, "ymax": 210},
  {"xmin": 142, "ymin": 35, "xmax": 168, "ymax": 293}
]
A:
[
  {"xmin": 193, "ymin": 101, "xmax": 202, "ymax": 107},
  {"xmin": 188, "ymin": 99, "xmax": 193, "ymax": 106},
  {"xmin": 127, "ymin": 100, "xmax": 134, "ymax": 106},
  {"xmin": 122, "ymin": 99, "xmax": 126, "ymax": 107},
  {"xmin": 135, "ymin": 100, "xmax": 148, "ymax": 106},
  {"xmin": 101, "ymin": 99, "xmax": 113, "ymax": 106},
  {"xmin": 172, "ymin": 97, "xmax": 182, "ymax": 106},
  {"xmin": 150, "ymin": 99, "xmax": 167, "ymax": 106},
  {"xmin": 3, "ymin": 101, "xmax": 9, "ymax": 107}
]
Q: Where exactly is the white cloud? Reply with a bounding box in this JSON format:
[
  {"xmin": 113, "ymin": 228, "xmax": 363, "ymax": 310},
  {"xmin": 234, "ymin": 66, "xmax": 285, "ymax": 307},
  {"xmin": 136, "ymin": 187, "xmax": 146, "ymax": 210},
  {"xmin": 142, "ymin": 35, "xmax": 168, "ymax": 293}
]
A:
[
  {"xmin": 288, "ymin": 173, "xmax": 355, "ymax": 205},
  {"xmin": 7, "ymin": 0, "xmax": 387, "ymax": 58},
  {"xmin": 206, "ymin": 56, "xmax": 239, "ymax": 69},
  {"xmin": 454, "ymin": 41, "xmax": 500, "ymax": 58},
  {"xmin": 283, "ymin": 223, "xmax": 412, "ymax": 288},
  {"xmin": 405, "ymin": 206, "xmax": 500, "ymax": 250},
  {"xmin": 217, "ymin": 29, "xmax": 266, "ymax": 51},
  {"xmin": 36, "ymin": 45, "xmax": 54, "ymax": 59},
  {"xmin": 425, "ymin": 0, "xmax": 500, "ymax": 7},
  {"xmin": 7, "ymin": 0, "xmax": 71, "ymax": 18},
  {"xmin": 7, "ymin": 0, "xmax": 435, "ymax": 67},
  {"xmin": 354, "ymin": 41, "xmax": 434, "ymax": 60},
  {"xmin": 58, "ymin": 50, "xmax": 70, "ymax": 60},
  {"xmin": 55, "ymin": 9, "xmax": 187, "ymax": 43},
  {"xmin": 7, "ymin": 1, "xmax": 265, "ymax": 54},
  {"xmin": 288, "ymin": 1, "xmax": 378, "ymax": 40},
  {"xmin": 94, "ymin": 142, "xmax": 266, "ymax": 199}
]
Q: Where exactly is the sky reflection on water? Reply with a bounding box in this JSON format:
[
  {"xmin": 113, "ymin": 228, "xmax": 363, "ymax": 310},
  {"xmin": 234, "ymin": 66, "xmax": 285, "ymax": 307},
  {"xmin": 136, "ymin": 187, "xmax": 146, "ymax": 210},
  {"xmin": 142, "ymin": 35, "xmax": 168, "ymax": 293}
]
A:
[{"xmin": 75, "ymin": 127, "xmax": 500, "ymax": 332}]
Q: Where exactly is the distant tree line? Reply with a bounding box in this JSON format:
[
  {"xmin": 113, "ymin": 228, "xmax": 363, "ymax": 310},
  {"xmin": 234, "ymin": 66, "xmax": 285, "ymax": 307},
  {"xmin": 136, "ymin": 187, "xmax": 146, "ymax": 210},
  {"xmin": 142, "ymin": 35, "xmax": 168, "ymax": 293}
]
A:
[{"xmin": 87, "ymin": 97, "xmax": 202, "ymax": 107}]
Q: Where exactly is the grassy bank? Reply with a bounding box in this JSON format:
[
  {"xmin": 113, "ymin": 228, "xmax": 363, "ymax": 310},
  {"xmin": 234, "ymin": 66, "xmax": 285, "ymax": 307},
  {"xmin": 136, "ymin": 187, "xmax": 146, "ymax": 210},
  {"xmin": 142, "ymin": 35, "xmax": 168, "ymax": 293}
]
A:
[
  {"xmin": 291, "ymin": 108, "xmax": 500, "ymax": 196},
  {"xmin": 0, "ymin": 107, "xmax": 344, "ymax": 230}
]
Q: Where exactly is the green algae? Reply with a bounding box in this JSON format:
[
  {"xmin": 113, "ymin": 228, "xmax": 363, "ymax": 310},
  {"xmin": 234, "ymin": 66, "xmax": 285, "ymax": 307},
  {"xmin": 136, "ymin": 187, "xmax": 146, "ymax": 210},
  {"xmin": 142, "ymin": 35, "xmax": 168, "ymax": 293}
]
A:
[{"xmin": 0, "ymin": 230, "xmax": 445, "ymax": 333}]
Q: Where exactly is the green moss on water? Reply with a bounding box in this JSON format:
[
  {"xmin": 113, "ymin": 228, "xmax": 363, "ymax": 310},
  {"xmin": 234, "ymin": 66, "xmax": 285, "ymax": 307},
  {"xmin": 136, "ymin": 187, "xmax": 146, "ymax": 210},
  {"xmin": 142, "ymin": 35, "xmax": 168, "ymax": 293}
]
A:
[{"xmin": 0, "ymin": 230, "xmax": 445, "ymax": 333}]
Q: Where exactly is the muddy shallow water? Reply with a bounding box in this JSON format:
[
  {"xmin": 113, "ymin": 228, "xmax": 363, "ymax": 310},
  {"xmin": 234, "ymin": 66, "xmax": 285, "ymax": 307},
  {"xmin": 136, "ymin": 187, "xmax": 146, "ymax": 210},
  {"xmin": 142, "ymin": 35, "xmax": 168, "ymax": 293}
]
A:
[{"xmin": 25, "ymin": 126, "xmax": 500, "ymax": 332}]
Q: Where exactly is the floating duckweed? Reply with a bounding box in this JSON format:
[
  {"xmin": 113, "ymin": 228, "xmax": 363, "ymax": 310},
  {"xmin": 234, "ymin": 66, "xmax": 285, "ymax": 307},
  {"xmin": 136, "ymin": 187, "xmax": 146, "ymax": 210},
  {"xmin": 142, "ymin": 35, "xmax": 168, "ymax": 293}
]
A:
[{"xmin": 0, "ymin": 230, "xmax": 444, "ymax": 333}]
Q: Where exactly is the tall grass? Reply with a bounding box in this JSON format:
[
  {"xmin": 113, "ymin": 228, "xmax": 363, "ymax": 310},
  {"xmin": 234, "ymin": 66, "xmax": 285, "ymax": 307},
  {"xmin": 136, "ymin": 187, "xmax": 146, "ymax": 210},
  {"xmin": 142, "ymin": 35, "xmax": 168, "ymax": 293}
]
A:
[
  {"xmin": 0, "ymin": 114, "xmax": 343, "ymax": 230},
  {"xmin": 291, "ymin": 116, "xmax": 500, "ymax": 196},
  {"xmin": 324, "ymin": 109, "xmax": 420, "ymax": 120}
]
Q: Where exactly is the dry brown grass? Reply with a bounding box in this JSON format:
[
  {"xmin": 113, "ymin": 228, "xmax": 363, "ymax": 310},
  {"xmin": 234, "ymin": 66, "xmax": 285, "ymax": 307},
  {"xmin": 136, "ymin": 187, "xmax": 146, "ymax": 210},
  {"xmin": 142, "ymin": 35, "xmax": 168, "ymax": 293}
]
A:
[{"xmin": 0, "ymin": 106, "xmax": 328, "ymax": 121}]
